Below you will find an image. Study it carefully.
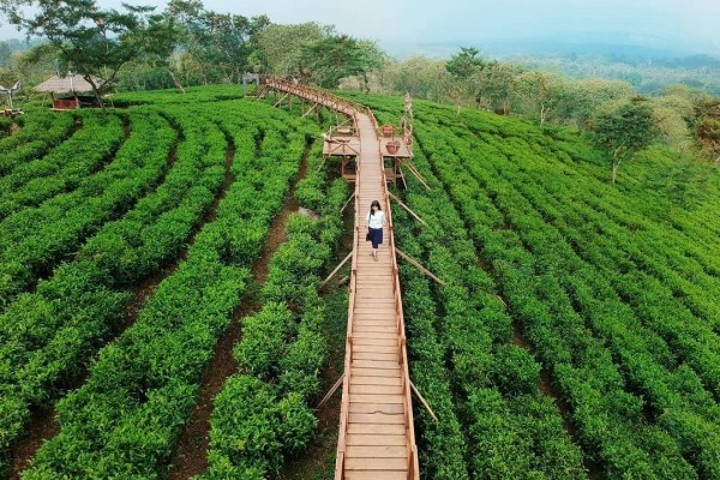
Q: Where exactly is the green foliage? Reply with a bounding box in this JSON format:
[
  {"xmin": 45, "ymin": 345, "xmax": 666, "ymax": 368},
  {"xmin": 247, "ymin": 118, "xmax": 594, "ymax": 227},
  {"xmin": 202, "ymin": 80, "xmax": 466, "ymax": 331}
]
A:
[
  {"xmin": 0, "ymin": 112, "xmax": 126, "ymax": 219},
  {"xmin": 300, "ymin": 34, "xmax": 384, "ymax": 89},
  {"xmin": 446, "ymin": 46, "xmax": 486, "ymax": 79},
  {"xmin": 1, "ymin": 81, "xmax": 718, "ymax": 479},
  {"xmin": 18, "ymin": 99, "xmax": 310, "ymax": 478},
  {"xmin": 592, "ymin": 100, "xmax": 657, "ymax": 160},
  {"xmin": 204, "ymin": 376, "xmax": 316, "ymax": 478},
  {"xmin": 0, "ymin": 111, "xmax": 76, "ymax": 175},
  {"xmin": 200, "ymin": 140, "xmax": 346, "ymax": 479},
  {"xmin": 0, "ymin": 0, "xmax": 165, "ymax": 109}
]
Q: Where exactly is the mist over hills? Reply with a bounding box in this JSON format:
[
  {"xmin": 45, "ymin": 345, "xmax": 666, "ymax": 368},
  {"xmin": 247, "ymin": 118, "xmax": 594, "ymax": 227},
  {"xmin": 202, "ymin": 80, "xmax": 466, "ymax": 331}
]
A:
[{"xmin": 383, "ymin": 31, "xmax": 720, "ymax": 63}]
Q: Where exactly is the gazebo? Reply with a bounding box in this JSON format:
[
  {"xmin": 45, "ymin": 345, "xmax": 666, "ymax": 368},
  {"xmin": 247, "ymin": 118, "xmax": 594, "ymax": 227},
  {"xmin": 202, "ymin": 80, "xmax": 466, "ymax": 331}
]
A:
[{"xmin": 34, "ymin": 74, "xmax": 105, "ymax": 110}]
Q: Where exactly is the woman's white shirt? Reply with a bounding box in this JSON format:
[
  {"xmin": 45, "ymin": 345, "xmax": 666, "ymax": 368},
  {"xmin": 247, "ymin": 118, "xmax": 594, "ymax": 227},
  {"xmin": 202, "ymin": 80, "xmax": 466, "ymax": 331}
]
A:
[{"xmin": 366, "ymin": 210, "xmax": 385, "ymax": 229}]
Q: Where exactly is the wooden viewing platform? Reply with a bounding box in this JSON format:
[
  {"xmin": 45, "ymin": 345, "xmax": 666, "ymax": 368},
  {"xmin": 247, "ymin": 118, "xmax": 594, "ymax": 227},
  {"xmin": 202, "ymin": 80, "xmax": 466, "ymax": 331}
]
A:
[{"xmin": 261, "ymin": 77, "xmax": 419, "ymax": 480}]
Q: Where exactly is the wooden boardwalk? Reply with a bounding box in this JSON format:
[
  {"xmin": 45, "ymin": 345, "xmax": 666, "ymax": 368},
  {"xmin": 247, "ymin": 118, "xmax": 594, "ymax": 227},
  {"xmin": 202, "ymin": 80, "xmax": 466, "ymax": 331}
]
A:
[{"xmin": 262, "ymin": 78, "xmax": 419, "ymax": 480}]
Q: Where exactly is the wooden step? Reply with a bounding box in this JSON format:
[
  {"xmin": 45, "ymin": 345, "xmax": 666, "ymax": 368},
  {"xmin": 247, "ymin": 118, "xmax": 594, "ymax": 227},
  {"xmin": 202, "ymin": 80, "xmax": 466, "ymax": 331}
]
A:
[
  {"xmin": 345, "ymin": 471, "xmax": 407, "ymax": 480},
  {"xmin": 346, "ymin": 434, "xmax": 407, "ymax": 446},
  {"xmin": 350, "ymin": 384, "xmax": 403, "ymax": 395},
  {"xmin": 346, "ymin": 445, "xmax": 408, "ymax": 458},
  {"xmin": 348, "ymin": 412, "xmax": 405, "ymax": 425},
  {"xmin": 352, "ymin": 321, "xmax": 397, "ymax": 329},
  {"xmin": 351, "ymin": 367, "xmax": 402, "ymax": 378},
  {"xmin": 353, "ymin": 314, "xmax": 397, "ymax": 321},
  {"xmin": 351, "ymin": 336, "xmax": 397, "ymax": 347},
  {"xmin": 353, "ymin": 344, "xmax": 400, "ymax": 354},
  {"xmin": 347, "ymin": 422, "xmax": 405, "ymax": 435},
  {"xmin": 353, "ymin": 359, "xmax": 402, "ymax": 370},
  {"xmin": 350, "ymin": 395, "xmax": 405, "ymax": 406},
  {"xmin": 352, "ymin": 351, "xmax": 399, "ymax": 362},
  {"xmin": 345, "ymin": 457, "xmax": 408, "ymax": 470}
]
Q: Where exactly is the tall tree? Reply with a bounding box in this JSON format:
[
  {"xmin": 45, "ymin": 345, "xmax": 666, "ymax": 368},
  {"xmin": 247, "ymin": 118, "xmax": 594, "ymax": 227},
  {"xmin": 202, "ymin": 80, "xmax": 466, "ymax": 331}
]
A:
[
  {"xmin": 0, "ymin": 0, "xmax": 159, "ymax": 112},
  {"xmin": 203, "ymin": 12, "xmax": 269, "ymax": 83},
  {"xmin": 0, "ymin": 41, "xmax": 11, "ymax": 67},
  {"xmin": 299, "ymin": 34, "xmax": 383, "ymax": 89},
  {"xmin": 445, "ymin": 46, "xmax": 486, "ymax": 113},
  {"xmin": 139, "ymin": 8, "xmax": 185, "ymax": 92},
  {"xmin": 592, "ymin": 100, "xmax": 657, "ymax": 183},
  {"xmin": 477, "ymin": 61, "xmax": 518, "ymax": 115},
  {"xmin": 165, "ymin": 1, "xmax": 267, "ymax": 85},
  {"xmin": 255, "ymin": 22, "xmax": 328, "ymax": 76},
  {"xmin": 446, "ymin": 46, "xmax": 485, "ymax": 79}
]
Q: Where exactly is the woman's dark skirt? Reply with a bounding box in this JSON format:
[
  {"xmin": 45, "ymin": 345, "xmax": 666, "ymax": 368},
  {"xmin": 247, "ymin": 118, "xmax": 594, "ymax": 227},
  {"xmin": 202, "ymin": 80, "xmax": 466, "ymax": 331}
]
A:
[{"xmin": 369, "ymin": 227, "xmax": 383, "ymax": 249}]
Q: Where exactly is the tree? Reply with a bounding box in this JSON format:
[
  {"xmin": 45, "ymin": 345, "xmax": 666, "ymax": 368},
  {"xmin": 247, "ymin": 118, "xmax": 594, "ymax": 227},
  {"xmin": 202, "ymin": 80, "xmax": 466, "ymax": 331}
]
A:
[
  {"xmin": 7, "ymin": 43, "xmax": 56, "ymax": 88},
  {"xmin": 566, "ymin": 78, "xmax": 635, "ymax": 128},
  {"xmin": 446, "ymin": 46, "xmax": 485, "ymax": 79},
  {"xmin": 382, "ymin": 56, "xmax": 446, "ymax": 100},
  {"xmin": 298, "ymin": 34, "xmax": 382, "ymax": 89},
  {"xmin": 0, "ymin": 41, "xmax": 11, "ymax": 67},
  {"xmin": 513, "ymin": 72, "xmax": 581, "ymax": 126},
  {"xmin": 694, "ymin": 99, "xmax": 720, "ymax": 163},
  {"xmin": 255, "ymin": 22, "xmax": 328, "ymax": 76},
  {"xmin": 477, "ymin": 61, "xmax": 519, "ymax": 115},
  {"xmin": 445, "ymin": 46, "xmax": 486, "ymax": 113},
  {"xmin": 649, "ymin": 94, "xmax": 694, "ymax": 147},
  {"xmin": 592, "ymin": 100, "xmax": 657, "ymax": 183},
  {"xmin": 139, "ymin": 7, "xmax": 186, "ymax": 92},
  {"xmin": 164, "ymin": 1, "xmax": 267, "ymax": 85},
  {"xmin": 202, "ymin": 12, "xmax": 269, "ymax": 83},
  {"xmin": 0, "ymin": 0, "xmax": 160, "ymax": 112}
]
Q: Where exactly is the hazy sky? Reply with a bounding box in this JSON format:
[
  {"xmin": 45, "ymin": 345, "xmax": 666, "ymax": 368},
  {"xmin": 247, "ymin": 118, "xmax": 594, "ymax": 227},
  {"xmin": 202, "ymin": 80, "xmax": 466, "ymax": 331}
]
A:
[{"xmin": 1, "ymin": 0, "xmax": 718, "ymax": 53}]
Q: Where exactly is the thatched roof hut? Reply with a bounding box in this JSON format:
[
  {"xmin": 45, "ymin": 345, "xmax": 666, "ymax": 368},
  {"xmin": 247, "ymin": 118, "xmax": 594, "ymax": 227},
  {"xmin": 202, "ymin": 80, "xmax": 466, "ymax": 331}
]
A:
[{"xmin": 34, "ymin": 74, "xmax": 105, "ymax": 110}]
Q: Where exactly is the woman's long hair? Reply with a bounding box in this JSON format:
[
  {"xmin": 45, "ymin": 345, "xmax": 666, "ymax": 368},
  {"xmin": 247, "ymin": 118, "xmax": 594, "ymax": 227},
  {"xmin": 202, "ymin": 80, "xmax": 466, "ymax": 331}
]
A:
[{"xmin": 370, "ymin": 199, "xmax": 381, "ymax": 216}]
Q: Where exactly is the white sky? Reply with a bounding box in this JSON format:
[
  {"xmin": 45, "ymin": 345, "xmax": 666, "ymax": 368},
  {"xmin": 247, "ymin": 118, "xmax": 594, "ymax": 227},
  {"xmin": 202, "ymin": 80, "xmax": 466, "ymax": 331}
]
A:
[{"xmin": 1, "ymin": 0, "xmax": 718, "ymax": 53}]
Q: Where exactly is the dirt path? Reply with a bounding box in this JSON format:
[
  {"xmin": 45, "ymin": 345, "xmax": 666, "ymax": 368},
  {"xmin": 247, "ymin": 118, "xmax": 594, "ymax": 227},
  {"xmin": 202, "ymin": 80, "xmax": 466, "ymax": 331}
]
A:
[
  {"xmin": 7, "ymin": 120, "xmax": 211, "ymax": 480},
  {"xmin": 276, "ymin": 222, "xmax": 353, "ymax": 480},
  {"xmin": 167, "ymin": 145, "xmax": 312, "ymax": 480}
]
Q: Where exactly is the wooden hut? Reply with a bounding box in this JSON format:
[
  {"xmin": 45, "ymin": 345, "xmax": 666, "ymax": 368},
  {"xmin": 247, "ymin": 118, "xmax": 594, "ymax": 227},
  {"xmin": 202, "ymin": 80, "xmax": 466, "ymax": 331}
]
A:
[{"xmin": 34, "ymin": 74, "xmax": 104, "ymax": 110}]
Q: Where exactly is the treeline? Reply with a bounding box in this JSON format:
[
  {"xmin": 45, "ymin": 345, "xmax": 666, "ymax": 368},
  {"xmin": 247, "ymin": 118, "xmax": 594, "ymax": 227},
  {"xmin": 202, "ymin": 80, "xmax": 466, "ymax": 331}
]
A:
[
  {"xmin": 0, "ymin": 0, "xmax": 717, "ymax": 161},
  {"xmin": 0, "ymin": 0, "xmax": 385, "ymax": 93},
  {"xmin": 362, "ymin": 48, "xmax": 719, "ymax": 163},
  {"xmin": 511, "ymin": 53, "xmax": 720, "ymax": 96}
]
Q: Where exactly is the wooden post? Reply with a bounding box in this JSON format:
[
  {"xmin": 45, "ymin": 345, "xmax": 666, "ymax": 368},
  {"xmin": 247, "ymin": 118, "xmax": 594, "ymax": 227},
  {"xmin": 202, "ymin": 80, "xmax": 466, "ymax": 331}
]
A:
[
  {"xmin": 273, "ymin": 93, "xmax": 289, "ymax": 108},
  {"xmin": 405, "ymin": 163, "xmax": 431, "ymax": 191},
  {"xmin": 319, "ymin": 251, "xmax": 353, "ymax": 289},
  {"xmin": 395, "ymin": 248, "xmax": 445, "ymax": 285},
  {"xmin": 316, "ymin": 373, "xmax": 345, "ymax": 409},
  {"xmin": 410, "ymin": 380, "xmax": 439, "ymax": 422},
  {"xmin": 398, "ymin": 165, "xmax": 409, "ymax": 190},
  {"xmin": 388, "ymin": 192, "xmax": 427, "ymax": 225},
  {"xmin": 340, "ymin": 192, "xmax": 355, "ymax": 213}
]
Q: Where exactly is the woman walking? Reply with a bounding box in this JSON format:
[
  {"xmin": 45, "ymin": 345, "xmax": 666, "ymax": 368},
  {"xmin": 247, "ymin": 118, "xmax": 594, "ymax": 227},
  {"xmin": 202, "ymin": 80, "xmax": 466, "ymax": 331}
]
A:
[{"xmin": 366, "ymin": 200, "xmax": 386, "ymax": 261}]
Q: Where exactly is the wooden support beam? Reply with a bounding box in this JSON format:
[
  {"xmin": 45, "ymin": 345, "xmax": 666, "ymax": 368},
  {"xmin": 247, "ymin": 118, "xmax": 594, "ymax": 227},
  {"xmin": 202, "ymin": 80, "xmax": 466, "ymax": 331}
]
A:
[
  {"xmin": 317, "ymin": 155, "xmax": 328, "ymax": 171},
  {"xmin": 388, "ymin": 192, "xmax": 426, "ymax": 225},
  {"xmin": 302, "ymin": 102, "xmax": 319, "ymax": 118},
  {"xmin": 495, "ymin": 294, "xmax": 507, "ymax": 308},
  {"xmin": 395, "ymin": 248, "xmax": 445, "ymax": 285},
  {"xmin": 341, "ymin": 192, "xmax": 355, "ymax": 213},
  {"xmin": 316, "ymin": 373, "xmax": 345, "ymax": 409},
  {"xmin": 273, "ymin": 93, "xmax": 289, "ymax": 108},
  {"xmin": 319, "ymin": 251, "xmax": 353, "ymax": 289},
  {"xmin": 398, "ymin": 166, "xmax": 409, "ymax": 190},
  {"xmin": 405, "ymin": 163, "xmax": 431, "ymax": 191},
  {"xmin": 410, "ymin": 380, "xmax": 438, "ymax": 422}
]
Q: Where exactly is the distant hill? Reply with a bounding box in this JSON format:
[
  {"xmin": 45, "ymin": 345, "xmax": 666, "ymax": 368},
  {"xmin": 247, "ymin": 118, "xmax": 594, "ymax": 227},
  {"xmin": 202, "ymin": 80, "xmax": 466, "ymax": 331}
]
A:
[
  {"xmin": 383, "ymin": 31, "xmax": 720, "ymax": 62},
  {"xmin": 382, "ymin": 33, "xmax": 720, "ymax": 95}
]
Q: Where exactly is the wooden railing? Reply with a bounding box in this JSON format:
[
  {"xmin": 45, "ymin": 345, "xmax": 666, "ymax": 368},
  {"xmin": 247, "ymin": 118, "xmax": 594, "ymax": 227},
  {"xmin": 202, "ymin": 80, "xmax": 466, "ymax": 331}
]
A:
[
  {"xmin": 334, "ymin": 133, "xmax": 361, "ymax": 480},
  {"xmin": 264, "ymin": 78, "xmax": 418, "ymax": 480},
  {"xmin": 262, "ymin": 76, "xmax": 363, "ymax": 127},
  {"xmin": 374, "ymin": 108, "xmax": 420, "ymax": 480}
]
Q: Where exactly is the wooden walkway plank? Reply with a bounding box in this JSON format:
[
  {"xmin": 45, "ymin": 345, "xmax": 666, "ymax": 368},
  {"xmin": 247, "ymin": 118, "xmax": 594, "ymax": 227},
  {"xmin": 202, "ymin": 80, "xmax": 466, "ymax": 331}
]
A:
[{"xmin": 263, "ymin": 77, "xmax": 418, "ymax": 480}]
